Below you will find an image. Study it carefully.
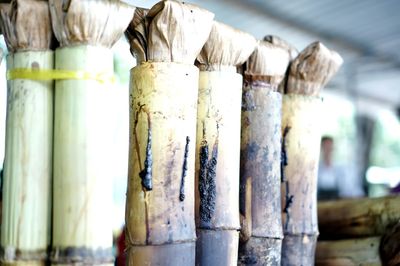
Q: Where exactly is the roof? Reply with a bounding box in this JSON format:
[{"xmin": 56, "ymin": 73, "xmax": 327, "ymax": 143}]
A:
[{"xmin": 128, "ymin": 0, "xmax": 400, "ymax": 108}]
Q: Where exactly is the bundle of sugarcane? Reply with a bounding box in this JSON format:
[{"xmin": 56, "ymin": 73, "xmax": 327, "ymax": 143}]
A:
[
  {"xmin": 316, "ymin": 196, "xmax": 400, "ymax": 266},
  {"xmin": 0, "ymin": 1, "xmax": 53, "ymax": 265},
  {"xmin": 48, "ymin": 0, "xmax": 133, "ymax": 264},
  {"xmin": 238, "ymin": 37, "xmax": 292, "ymax": 266},
  {"xmin": 280, "ymin": 42, "xmax": 343, "ymax": 266},
  {"xmin": 125, "ymin": 1, "xmax": 214, "ymax": 265},
  {"xmin": 194, "ymin": 21, "xmax": 256, "ymax": 266}
]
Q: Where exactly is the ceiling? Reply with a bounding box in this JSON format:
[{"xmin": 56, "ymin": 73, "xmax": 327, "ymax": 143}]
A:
[{"xmin": 129, "ymin": 0, "xmax": 400, "ymax": 109}]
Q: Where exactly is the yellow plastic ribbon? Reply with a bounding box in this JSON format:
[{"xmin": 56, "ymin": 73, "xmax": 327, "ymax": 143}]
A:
[{"xmin": 7, "ymin": 68, "xmax": 115, "ymax": 84}]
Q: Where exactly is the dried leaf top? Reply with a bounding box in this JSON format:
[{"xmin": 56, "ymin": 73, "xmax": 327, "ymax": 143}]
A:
[
  {"xmin": 264, "ymin": 35, "xmax": 298, "ymax": 61},
  {"xmin": 286, "ymin": 42, "xmax": 343, "ymax": 96},
  {"xmin": 125, "ymin": 7, "xmax": 149, "ymax": 63},
  {"xmin": 49, "ymin": 0, "xmax": 134, "ymax": 48},
  {"xmin": 0, "ymin": 0, "xmax": 53, "ymax": 52},
  {"xmin": 245, "ymin": 40, "xmax": 291, "ymax": 88},
  {"xmin": 146, "ymin": 0, "xmax": 214, "ymax": 64},
  {"xmin": 197, "ymin": 21, "xmax": 256, "ymax": 71}
]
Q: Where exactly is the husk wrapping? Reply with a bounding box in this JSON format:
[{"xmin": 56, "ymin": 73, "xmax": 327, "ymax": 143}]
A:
[
  {"xmin": 125, "ymin": 7, "xmax": 149, "ymax": 63},
  {"xmin": 126, "ymin": 1, "xmax": 215, "ymax": 64},
  {"xmin": 197, "ymin": 21, "xmax": 256, "ymax": 70},
  {"xmin": 285, "ymin": 42, "xmax": 343, "ymax": 95},
  {"xmin": 264, "ymin": 35, "xmax": 298, "ymax": 61},
  {"xmin": 244, "ymin": 40, "xmax": 291, "ymax": 89},
  {"xmin": 0, "ymin": 0, "xmax": 53, "ymax": 52},
  {"xmin": 49, "ymin": 0, "xmax": 134, "ymax": 47}
]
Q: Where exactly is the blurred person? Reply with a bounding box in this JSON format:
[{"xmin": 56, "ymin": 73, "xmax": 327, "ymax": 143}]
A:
[{"xmin": 318, "ymin": 136, "xmax": 364, "ymax": 200}]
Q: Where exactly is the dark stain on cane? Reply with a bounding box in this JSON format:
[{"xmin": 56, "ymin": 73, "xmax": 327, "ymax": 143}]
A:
[
  {"xmin": 242, "ymin": 89, "xmax": 256, "ymax": 111},
  {"xmin": 283, "ymin": 187, "xmax": 294, "ymax": 231},
  {"xmin": 247, "ymin": 141, "xmax": 260, "ymax": 161},
  {"xmin": 179, "ymin": 136, "xmax": 190, "ymax": 201},
  {"xmin": 239, "ymin": 141, "xmax": 260, "ymax": 216},
  {"xmin": 135, "ymin": 105, "xmax": 153, "ymax": 191},
  {"xmin": 281, "ymin": 126, "xmax": 293, "ymax": 231},
  {"xmin": 133, "ymin": 104, "xmax": 152, "ymax": 244},
  {"xmin": 262, "ymin": 145, "xmax": 270, "ymax": 161},
  {"xmin": 139, "ymin": 127, "xmax": 153, "ymax": 191},
  {"xmin": 281, "ymin": 126, "xmax": 290, "ymax": 183},
  {"xmin": 198, "ymin": 125, "xmax": 218, "ymax": 227}
]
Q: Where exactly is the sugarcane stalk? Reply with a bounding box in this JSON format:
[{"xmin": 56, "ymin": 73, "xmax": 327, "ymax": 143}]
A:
[
  {"xmin": 125, "ymin": 1, "xmax": 214, "ymax": 265},
  {"xmin": 280, "ymin": 42, "xmax": 343, "ymax": 266},
  {"xmin": 48, "ymin": 1, "xmax": 133, "ymax": 264},
  {"xmin": 238, "ymin": 39, "xmax": 291, "ymax": 266},
  {"xmin": 194, "ymin": 21, "xmax": 256, "ymax": 266},
  {"xmin": 0, "ymin": 1, "xmax": 53, "ymax": 265}
]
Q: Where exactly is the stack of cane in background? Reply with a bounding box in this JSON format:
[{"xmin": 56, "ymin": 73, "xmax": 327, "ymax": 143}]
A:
[
  {"xmin": 0, "ymin": 0, "xmax": 355, "ymax": 265},
  {"xmin": 316, "ymin": 196, "xmax": 400, "ymax": 265}
]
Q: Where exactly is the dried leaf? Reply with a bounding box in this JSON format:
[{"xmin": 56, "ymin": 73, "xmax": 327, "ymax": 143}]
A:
[
  {"xmin": 197, "ymin": 21, "xmax": 256, "ymax": 71},
  {"xmin": 147, "ymin": 0, "xmax": 214, "ymax": 64},
  {"xmin": 125, "ymin": 7, "xmax": 149, "ymax": 62},
  {"xmin": 0, "ymin": 0, "xmax": 53, "ymax": 52},
  {"xmin": 264, "ymin": 35, "xmax": 298, "ymax": 61},
  {"xmin": 49, "ymin": 0, "xmax": 135, "ymax": 48},
  {"xmin": 263, "ymin": 35, "xmax": 298, "ymax": 93},
  {"xmin": 244, "ymin": 40, "xmax": 291, "ymax": 89},
  {"xmin": 286, "ymin": 42, "xmax": 343, "ymax": 96}
]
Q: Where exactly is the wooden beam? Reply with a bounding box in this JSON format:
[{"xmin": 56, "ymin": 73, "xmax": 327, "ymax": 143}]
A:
[
  {"xmin": 318, "ymin": 196, "xmax": 400, "ymax": 239},
  {"xmin": 316, "ymin": 237, "xmax": 381, "ymax": 266}
]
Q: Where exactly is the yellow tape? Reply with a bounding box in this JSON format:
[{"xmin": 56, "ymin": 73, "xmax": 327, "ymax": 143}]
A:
[{"xmin": 7, "ymin": 68, "xmax": 115, "ymax": 84}]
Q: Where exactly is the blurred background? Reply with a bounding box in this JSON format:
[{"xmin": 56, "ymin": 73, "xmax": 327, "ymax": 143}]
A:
[{"xmin": 1, "ymin": 0, "xmax": 400, "ymax": 241}]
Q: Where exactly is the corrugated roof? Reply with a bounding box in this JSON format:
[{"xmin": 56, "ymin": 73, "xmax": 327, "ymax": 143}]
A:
[{"xmin": 127, "ymin": 0, "xmax": 400, "ymax": 106}]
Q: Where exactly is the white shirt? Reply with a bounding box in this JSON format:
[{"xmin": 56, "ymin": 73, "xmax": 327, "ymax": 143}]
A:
[{"xmin": 318, "ymin": 162, "xmax": 364, "ymax": 198}]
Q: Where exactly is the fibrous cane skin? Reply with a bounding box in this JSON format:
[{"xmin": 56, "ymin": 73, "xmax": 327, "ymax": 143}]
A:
[
  {"xmin": 2, "ymin": 51, "xmax": 53, "ymax": 266},
  {"xmin": 126, "ymin": 62, "xmax": 198, "ymax": 266},
  {"xmin": 280, "ymin": 42, "xmax": 343, "ymax": 266},
  {"xmin": 238, "ymin": 39, "xmax": 291, "ymax": 266},
  {"xmin": 195, "ymin": 70, "xmax": 243, "ymax": 266},
  {"xmin": 281, "ymin": 95, "xmax": 322, "ymax": 266},
  {"xmin": 239, "ymin": 85, "xmax": 283, "ymax": 266},
  {"xmin": 49, "ymin": 0, "xmax": 133, "ymax": 264},
  {"xmin": 195, "ymin": 20, "xmax": 257, "ymax": 266},
  {"xmin": 0, "ymin": 1, "xmax": 54, "ymax": 264}
]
